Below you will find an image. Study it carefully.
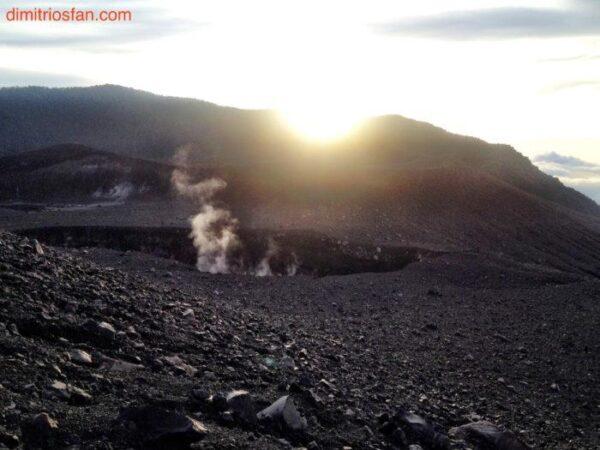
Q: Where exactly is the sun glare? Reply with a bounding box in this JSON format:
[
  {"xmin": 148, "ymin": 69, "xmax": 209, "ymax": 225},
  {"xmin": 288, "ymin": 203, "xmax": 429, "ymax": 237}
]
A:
[{"xmin": 280, "ymin": 105, "xmax": 365, "ymax": 142}]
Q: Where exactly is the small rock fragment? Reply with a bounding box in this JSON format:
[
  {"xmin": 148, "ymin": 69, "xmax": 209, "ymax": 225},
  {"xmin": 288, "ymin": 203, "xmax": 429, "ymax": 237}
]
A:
[
  {"xmin": 0, "ymin": 429, "xmax": 19, "ymax": 449},
  {"xmin": 190, "ymin": 389, "xmax": 210, "ymax": 405},
  {"xmin": 33, "ymin": 239, "xmax": 44, "ymax": 255},
  {"xmin": 69, "ymin": 386, "xmax": 92, "ymax": 405},
  {"xmin": 209, "ymin": 393, "xmax": 228, "ymax": 411},
  {"xmin": 82, "ymin": 319, "xmax": 116, "ymax": 343},
  {"xmin": 257, "ymin": 395, "xmax": 306, "ymax": 431},
  {"xmin": 395, "ymin": 409, "xmax": 449, "ymax": 450},
  {"xmin": 319, "ymin": 379, "xmax": 336, "ymax": 392},
  {"xmin": 163, "ymin": 355, "xmax": 197, "ymax": 377},
  {"xmin": 49, "ymin": 380, "xmax": 70, "ymax": 400},
  {"xmin": 99, "ymin": 356, "xmax": 144, "ymax": 372},
  {"xmin": 390, "ymin": 428, "xmax": 408, "ymax": 447},
  {"xmin": 70, "ymin": 349, "xmax": 93, "ymax": 365},
  {"xmin": 307, "ymin": 389, "xmax": 324, "ymax": 408},
  {"xmin": 50, "ymin": 380, "xmax": 68, "ymax": 391},
  {"xmin": 226, "ymin": 390, "xmax": 257, "ymax": 424},
  {"xmin": 21, "ymin": 413, "xmax": 59, "ymax": 447},
  {"xmin": 280, "ymin": 355, "xmax": 295, "ymax": 370}
]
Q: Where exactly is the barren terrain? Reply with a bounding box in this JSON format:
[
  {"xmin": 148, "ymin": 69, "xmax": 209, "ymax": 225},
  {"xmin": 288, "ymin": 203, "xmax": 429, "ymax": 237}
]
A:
[{"xmin": 0, "ymin": 89, "xmax": 599, "ymax": 449}]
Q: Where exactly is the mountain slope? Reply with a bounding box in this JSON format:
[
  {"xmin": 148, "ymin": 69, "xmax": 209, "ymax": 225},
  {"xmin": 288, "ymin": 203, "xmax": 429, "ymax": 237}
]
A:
[
  {"xmin": 0, "ymin": 144, "xmax": 175, "ymax": 202},
  {"xmin": 225, "ymin": 165, "xmax": 600, "ymax": 278},
  {"xmin": 1, "ymin": 145, "xmax": 599, "ymax": 279},
  {"xmin": 0, "ymin": 85, "xmax": 597, "ymax": 216}
]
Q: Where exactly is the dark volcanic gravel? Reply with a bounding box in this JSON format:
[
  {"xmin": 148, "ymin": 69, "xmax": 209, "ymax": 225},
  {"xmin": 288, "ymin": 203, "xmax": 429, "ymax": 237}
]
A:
[{"xmin": 0, "ymin": 231, "xmax": 599, "ymax": 449}]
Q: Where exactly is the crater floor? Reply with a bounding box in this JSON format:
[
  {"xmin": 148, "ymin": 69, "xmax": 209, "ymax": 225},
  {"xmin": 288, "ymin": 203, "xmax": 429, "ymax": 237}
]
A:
[{"xmin": 1, "ymin": 230, "xmax": 598, "ymax": 449}]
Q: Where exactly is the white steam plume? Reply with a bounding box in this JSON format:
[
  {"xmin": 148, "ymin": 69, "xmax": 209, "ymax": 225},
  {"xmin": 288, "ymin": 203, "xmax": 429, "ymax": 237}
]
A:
[
  {"xmin": 189, "ymin": 204, "xmax": 239, "ymax": 274},
  {"xmin": 171, "ymin": 145, "xmax": 299, "ymax": 276},
  {"xmin": 171, "ymin": 147, "xmax": 239, "ymax": 274},
  {"xmin": 254, "ymin": 238, "xmax": 299, "ymax": 277},
  {"xmin": 172, "ymin": 170, "xmax": 226, "ymax": 203},
  {"xmin": 254, "ymin": 238, "xmax": 277, "ymax": 277},
  {"xmin": 286, "ymin": 254, "xmax": 299, "ymax": 276}
]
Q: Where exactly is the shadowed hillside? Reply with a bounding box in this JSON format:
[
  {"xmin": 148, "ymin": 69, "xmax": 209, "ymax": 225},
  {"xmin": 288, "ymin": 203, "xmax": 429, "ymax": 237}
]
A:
[
  {"xmin": 0, "ymin": 85, "xmax": 598, "ymax": 216},
  {"xmin": 0, "ymin": 144, "xmax": 175, "ymax": 202},
  {"xmin": 1, "ymin": 145, "xmax": 600, "ymax": 280}
]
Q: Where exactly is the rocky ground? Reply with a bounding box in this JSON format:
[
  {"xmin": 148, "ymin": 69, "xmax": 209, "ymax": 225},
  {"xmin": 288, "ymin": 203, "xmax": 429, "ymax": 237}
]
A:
[{"xmin": 0, "ymin": 230, "xmax": 599, "ymax": 449}]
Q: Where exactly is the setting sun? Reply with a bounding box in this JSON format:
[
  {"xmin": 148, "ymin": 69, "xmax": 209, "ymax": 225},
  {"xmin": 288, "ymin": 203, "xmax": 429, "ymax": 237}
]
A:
[{"xmin": 280, "ymin": 105, "xmax": 366, "ymax": 142}]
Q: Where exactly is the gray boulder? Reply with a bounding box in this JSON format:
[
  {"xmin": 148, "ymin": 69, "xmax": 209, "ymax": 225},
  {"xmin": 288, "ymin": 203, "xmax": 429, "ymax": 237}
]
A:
[{"xmin": 449, "ymin": 421, "xmax": 530, "ymax": 450}]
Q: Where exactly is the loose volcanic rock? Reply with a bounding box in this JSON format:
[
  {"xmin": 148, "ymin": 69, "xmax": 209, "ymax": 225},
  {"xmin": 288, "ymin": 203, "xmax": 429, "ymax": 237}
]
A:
[
  {"xmin": 69, "ymin": 385, "xmax": 93, "ymax": 405},
  {"xmin": 226, "ymin": 390, "xmax": 257, "ymax": 424},
  {"xmin": 72, "ymin": 319, "xmax": 119, "ymax": 347},
  {"xmin": 208, "ymin": 392, "xmax": 229, "ymax": 412},
  {"xmin": 99, "ymin": 356, "xmax": 145, "ymax": 372},
  {"xmin": 33, "ymin": 239, "xmax": 44, "ymax": 256},
  {"xmin": 116, "ymin": 405, "xmax": 207, "ymax": 447},
  {"xmin": 163, "ymin": 355, "xmax": 198, "ymax": 377},
  {"xmin": 49, "ymin": 380, "xmax": 70, "ymax": 400},
  {"xmin": 49, "ymin": 378, "xmax": 65, "ymax": 390},
  {"xmin": 21, "ymin": 413, "xmax": 59, "ymax": 448},
  {"xmin": 69, "ymin": 349, "xmax": 93, "ymax": 365},
  {"xmin": 280, "ymin": 355, "xmax": 295, "ymax": 370},
  {"xmin": 257, "ymin": 395, "xmax": 307, "ymax": 431},
  {"xmin": 92, "ymin": 320, "xmax": 117, "ymax": 339},
  {"xmin": 395, "ymin": 409, "xmax": 450, "ymax": 450},
  {"xmin": 0, "ymin": 429, "xmax": 19, "ymax": 449},
  {"xmin": 1, "ymin": 223, "xmax": 599, "ymax": 449},
  {"xmin": 390, "ymin": 427, "xmax": 409, "ymax": 447},
  {"xmin": 48, "ymin": 380, "xmax": 92, "ymax": 405},
  {"xmin": 449, "ymin": 421, "xmax": 531, "ymax": 450}
]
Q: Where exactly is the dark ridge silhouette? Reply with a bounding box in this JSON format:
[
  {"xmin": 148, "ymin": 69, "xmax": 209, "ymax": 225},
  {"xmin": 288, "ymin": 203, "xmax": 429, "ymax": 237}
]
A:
[{"xmin": 0, "ymin": 85, "xmax": 597, "ymax": 215}]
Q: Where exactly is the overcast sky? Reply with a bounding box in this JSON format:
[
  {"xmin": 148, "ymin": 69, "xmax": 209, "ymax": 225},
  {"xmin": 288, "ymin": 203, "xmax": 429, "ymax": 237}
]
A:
[{"xmin": 1, "ymin": 0, "xmax": 599, "ymax": 197}]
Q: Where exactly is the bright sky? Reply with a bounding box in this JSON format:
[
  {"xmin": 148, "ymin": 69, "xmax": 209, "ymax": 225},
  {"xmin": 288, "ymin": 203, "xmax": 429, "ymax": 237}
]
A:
[{"xmin": 1, "ymin": 1, "xmax": 599, "ymax": 168}]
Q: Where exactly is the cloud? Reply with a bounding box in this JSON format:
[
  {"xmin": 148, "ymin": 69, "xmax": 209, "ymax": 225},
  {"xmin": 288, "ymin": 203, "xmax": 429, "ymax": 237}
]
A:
[
  {"xmin": 0, "ymin": 67, "xmax": 91, "ymax": 87},
  {"xmin": 0, "ymin": 1, "xmax": 201, "ymax": 50},
  {"xmin": 0, "ymin": 22, "xmax": 195, "ymax": 49},
  {"xmin": 377, "ymin": 1, "xmax": 600, "ymax": 40},
  {"xmin": 534, "ymin": 152, "xmax": 600, "ymax": 203},
  {"xmin": 539, "ymin": 53, "xmax": 600, "ymax": 63},
  {"xmin": 540, "ymin": 80, "xmax": 600, "ymax": 94},
  {"xmin": 535, "ymin": 152, "xmax": 597, "ymax": 168}
]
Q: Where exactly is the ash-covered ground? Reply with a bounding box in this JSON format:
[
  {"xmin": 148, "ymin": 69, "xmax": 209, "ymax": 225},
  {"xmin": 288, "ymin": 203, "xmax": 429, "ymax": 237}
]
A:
[
  {"xmin": 1, "ymin": 143, "xmax": 599, "ymax": 449},
  {"xmin": 1, "ymin": 229, "xmax": 598, "ymax": 449}
]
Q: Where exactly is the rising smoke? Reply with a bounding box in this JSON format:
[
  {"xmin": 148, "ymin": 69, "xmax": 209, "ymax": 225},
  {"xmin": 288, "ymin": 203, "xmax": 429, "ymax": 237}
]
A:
[
  {"xmin": 171, "ymin": 148, "xmax": 239, "ymax": 274},
  {"xmin": 171, "ymin": 147, "xmax": 298, "ymax": 276},
  {"xmin": 254, "ymin": 238, "xmax": 299, "ymax": 277},
  {"xmin": 188, "ymin": 203, "xmax": 240, "ymax": 274}
]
